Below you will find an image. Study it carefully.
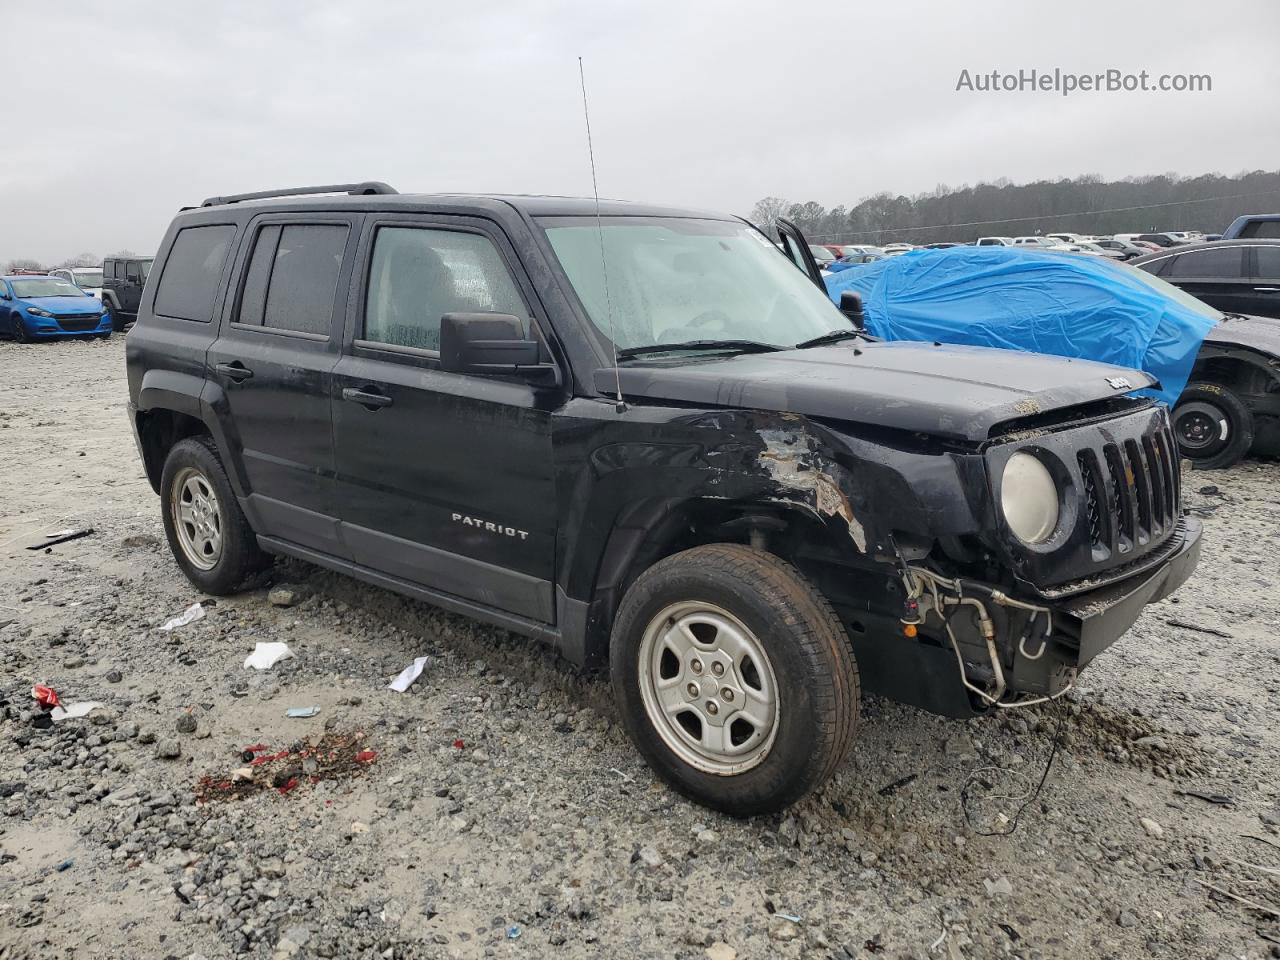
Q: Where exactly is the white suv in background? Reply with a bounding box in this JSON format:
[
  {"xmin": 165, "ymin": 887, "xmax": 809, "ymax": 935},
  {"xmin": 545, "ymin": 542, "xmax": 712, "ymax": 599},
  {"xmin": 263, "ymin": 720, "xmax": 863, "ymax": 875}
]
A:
[
  {"xmin": 50, "ymin": 266, "xmax": 105, "ymax": 300},
  {"xmin": 975, "ymin": 236, "xmax": 1013, "ymax": 246}
]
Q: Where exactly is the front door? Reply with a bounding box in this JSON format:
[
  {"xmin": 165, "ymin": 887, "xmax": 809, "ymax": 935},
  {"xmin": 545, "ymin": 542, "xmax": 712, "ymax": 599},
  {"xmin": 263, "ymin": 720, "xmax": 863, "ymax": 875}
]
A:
[
  {"xmin": 332, "ymin": 215, "xmax": 558, "ymax": 622},
  {"xmin": 775, "ymin": 218, "xmax": 827, "ymax": 292},
  {"xmin": 207, "ymin": 214, "xmax": 360, "ymax": 557}
]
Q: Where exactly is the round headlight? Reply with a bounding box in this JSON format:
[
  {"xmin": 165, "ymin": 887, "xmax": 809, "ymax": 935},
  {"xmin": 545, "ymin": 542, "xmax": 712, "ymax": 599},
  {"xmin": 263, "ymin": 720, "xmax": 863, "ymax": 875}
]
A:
[{"xmin": 1001, "ymin": 452, "xmax": 1059, "ymax": 544}]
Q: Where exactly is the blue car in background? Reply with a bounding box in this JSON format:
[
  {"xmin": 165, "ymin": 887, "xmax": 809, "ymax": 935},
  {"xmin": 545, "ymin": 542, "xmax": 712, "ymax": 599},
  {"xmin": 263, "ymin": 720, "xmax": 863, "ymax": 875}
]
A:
[{"xmin": 1, "ymin": 274, "xmax": 113, "ymax": 341}]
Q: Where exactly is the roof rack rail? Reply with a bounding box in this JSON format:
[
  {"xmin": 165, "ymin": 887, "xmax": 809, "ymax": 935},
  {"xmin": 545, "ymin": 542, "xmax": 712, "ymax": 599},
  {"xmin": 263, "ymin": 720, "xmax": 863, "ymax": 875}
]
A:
[{"xmin": 199, "ymin": 182, "xmax": 398, "ymax": 207}]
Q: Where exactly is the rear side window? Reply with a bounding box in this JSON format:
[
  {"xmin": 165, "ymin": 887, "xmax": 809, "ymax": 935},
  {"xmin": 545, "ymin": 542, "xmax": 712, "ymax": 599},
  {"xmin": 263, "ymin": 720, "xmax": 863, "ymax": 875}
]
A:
[
  {"xmin": 363, "ymin": 227, "xmax": 525, "ymax": 351},
  {"xmin": 1166, "ymin": 246, "xmax": 1243, "ymax": 279},
  {"xmin": 1253, "ymin": 246, "xmax": 1280, "ymax": 279},
  {"xmin": 153, "ymin": 224, "xmax": 237, "ymax": 322},
  {"xmin": 236, "ymin": 223, "xmax": 348, "ymax": 336},
  {"xmin": 1241, "ymin": 220, "xmax": 1280, "ymax": 239}
]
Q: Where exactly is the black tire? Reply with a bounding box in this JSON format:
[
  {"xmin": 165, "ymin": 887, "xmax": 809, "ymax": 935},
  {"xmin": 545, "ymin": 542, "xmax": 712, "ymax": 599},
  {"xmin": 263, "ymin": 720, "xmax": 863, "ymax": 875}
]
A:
[
  {"xmin": 160, "ymin": 436, "xmax": 269, "ymax": 594},
  {"xmin": 12, "ymin": 315, "xmax": 31, "ymax": 343},
  {"xmin": 1173, "ymin": 382, "xmax": 1254, "ymax": 469},
  {"xmin": 610, "ymin": 543, "xmax": 859, "ymax": 816}
]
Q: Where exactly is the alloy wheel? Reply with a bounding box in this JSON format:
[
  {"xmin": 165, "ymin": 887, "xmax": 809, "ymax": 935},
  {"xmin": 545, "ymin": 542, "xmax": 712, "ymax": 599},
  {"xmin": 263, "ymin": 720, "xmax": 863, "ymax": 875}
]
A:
[
  {"xmin": 637, "ymin": 601, "xmax": 779, "ymax": 775},
  {"xmin": 171, "ymin": 467, "xmax": 223, "ymax": 570}
]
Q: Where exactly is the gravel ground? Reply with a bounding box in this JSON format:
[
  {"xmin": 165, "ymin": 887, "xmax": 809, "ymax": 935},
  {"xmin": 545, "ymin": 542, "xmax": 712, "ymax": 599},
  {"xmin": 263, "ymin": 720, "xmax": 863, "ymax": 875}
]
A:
[{"xmin": 1, "ymin": 337, "xmax": 1278, "ymax": 960}]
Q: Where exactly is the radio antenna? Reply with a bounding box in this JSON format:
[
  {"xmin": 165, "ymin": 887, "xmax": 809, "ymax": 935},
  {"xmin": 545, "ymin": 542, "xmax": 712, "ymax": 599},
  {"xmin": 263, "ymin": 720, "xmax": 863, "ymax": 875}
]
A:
[{"xmin": 578, "ymin": 56, "xmax": 626, "ymax": 413}]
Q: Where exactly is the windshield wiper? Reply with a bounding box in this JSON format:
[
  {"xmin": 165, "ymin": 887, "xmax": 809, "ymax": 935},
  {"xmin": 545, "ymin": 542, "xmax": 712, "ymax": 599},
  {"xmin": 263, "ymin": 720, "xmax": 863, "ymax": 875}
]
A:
[
  {"xmin": 794, "ymin": 328, "xmax": 863, "ymax": 349},
  {"xmin": 617, "ymin": 339, "xmax": 783, "ymax": 360}
]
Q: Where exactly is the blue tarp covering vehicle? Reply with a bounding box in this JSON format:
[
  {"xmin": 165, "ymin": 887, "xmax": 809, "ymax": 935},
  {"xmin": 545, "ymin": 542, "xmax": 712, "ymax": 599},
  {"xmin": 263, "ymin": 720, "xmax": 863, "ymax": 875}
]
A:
[{"xmin": 823, "ymin": 247, "xmax": 1220, "ymax": 407}]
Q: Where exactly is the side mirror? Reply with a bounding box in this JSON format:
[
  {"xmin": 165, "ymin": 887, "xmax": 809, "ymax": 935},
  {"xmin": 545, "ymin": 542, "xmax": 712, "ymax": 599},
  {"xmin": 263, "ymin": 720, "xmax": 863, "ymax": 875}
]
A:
[
  {"xmin": 0, "ymin": 292, "xmax": 9, "ymax": 301},
  {"xmin": 439, "ymin": 313, "xmax": 558, "ymax": 384},
  {"xmin": 839, "ymin": 290, "xmax": 865, "ymax": 331}
]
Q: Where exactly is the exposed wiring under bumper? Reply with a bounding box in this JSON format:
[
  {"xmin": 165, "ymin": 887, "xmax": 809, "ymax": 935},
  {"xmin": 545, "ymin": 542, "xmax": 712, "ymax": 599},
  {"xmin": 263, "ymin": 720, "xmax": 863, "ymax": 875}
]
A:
[{"xmin": 901, "ymin": 566, "xmax": 1076, "ymax": 710}]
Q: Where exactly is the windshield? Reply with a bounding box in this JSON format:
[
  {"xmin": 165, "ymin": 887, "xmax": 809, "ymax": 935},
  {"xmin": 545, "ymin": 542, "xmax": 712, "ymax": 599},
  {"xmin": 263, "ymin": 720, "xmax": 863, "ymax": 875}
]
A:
[
  {"xmin": 540, "ymin": 217, "xmax": 849, "ymax": 353},
  {"xmin": 72, "ymin": 269, "xmax": 103, "ymax": 287},
  {"xmin": 11, "ymin": 277, "xmax": 85, "ymax": 298}
]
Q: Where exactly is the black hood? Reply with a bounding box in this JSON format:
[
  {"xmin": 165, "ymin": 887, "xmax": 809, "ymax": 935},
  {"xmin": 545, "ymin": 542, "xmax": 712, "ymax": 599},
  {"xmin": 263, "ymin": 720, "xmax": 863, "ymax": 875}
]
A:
[
  {"xmin": 598, "ymin": 341, "xmax": 1156, "ymax": 442},
  {"xmin": 1204, "ymin": 313, "xmax": 1280, "ymax": 358}
]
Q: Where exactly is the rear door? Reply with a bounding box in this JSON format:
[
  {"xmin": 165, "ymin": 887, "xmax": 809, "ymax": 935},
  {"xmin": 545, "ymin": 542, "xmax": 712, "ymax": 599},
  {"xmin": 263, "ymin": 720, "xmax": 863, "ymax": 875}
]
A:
[
  {"xmin": 775, "ymin": 218, "xmax": 826, "ymax": 292},
  {"xmin": 206, "ymin": 214, "xmax": 360, "ymax": 558},
  {"xmin": 331, "ymin": 214, "xmax": 558, "ymax": 622}
]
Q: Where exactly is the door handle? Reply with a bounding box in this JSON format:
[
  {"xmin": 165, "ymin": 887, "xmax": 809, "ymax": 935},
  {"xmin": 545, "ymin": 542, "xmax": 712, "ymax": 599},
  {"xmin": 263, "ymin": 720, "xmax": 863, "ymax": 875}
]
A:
[
  {"xmin": 1253, "ymin": 286, "xmax": 1279, "ymax": 292},
  {"xmin": 342, "ymin": 386, "xmax": 393, "ymax": 410},
  {"xmin": 215, "ymin": 361, "xmax": 253, "ymax": 382}
]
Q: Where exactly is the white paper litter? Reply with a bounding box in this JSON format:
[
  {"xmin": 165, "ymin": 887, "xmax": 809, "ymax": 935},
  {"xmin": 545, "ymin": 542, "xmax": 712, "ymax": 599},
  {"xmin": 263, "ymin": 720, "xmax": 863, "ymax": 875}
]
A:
[
  {"xmin": 159, "ymin": 602, "xmax": 205, "ymax": 631},
  {"xmin": 243, "ymin": 642, "xmax": 295, "ymax": 670},
  {"xmin": 388, "ymin": 656, "xmax": 428, "ymax": 692},
  {"xmin": 51, "ymin": 701, "xmax": 103, "ymax": 722}
]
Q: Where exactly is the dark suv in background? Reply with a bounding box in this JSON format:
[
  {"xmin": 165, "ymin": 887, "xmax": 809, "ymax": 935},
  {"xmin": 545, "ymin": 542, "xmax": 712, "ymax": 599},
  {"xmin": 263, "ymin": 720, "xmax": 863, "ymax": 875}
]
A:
[
  {"xmin": 102, "ymin": 255, "xmax": 154, "ymax": 329},
  {"xmin": 125, "ymin": 183, "xmax": 1202, "ymax": 814}
]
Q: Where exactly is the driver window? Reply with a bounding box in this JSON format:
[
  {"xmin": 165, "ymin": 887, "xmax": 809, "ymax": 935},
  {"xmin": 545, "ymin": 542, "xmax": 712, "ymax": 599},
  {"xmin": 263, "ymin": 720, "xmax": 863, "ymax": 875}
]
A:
[{"xmin": 362, "ymin": 227, "xmax": 526, "ymax": 352}]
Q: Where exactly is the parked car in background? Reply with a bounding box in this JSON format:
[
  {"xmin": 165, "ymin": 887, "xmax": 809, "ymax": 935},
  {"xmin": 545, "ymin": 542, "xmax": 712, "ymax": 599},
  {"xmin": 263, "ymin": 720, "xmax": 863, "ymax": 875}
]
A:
[
  {"xmin": 807, "ymin": 244, "xmax": 837, "ymax": 269},
  {"xmin": 1132, "ymin": 239, "xmax": 1280, "ymax": 320},
  {"xmin": 923, "ymin": 242, "xmax": 963, "ymax": 249},
  {"xmin": 1, "ymin": 274, "xmax": 112, "ymax": 341},
  {"xmin": 1222, "ymin": 214, "xmax": 1280, "ymax": 240},
  {"xmin": 837, "ymin": 244, "xmax": 884, "ymax": 258},
  {"xmin": 881, "ymin": 243, "xmax": 914, "ymax": 256},
  {"xmin": 1091, "ymin": 238, "xmax": 1148, "ymax": 260},
  {"xmin": 102, "ymin": 255, "xmax": 154, "ymax": 330},
  {"xmin": 1073, "ymin": 241, "xmax": 1125, "ymax": 260},
  {"xmin": 1012, "ymin": 236, "xmax": 1058, "ymax": 249},
  {"xmin": 1134, "ymin": 232, "xmax": 1187, "ymax": 249},
  {"xmin": 50, "ymin": 265, "xmax": 105, "ymax": 300},
  {"xmin": 975, "ymin": 236, "xmax": 1013, "ymax": 246},
  {"xmin": 1046, "ymin": 232, "xmax": 1087, "ymax": 244}
]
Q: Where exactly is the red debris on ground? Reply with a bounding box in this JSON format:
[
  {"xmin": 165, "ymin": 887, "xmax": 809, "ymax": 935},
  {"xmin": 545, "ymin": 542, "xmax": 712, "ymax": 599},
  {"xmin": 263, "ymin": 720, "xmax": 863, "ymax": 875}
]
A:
[
  {"xmin": 32, "ymin": 684, "xmax": 60, "ymax": 708},
  {"xmin": 195, "ymin": 730, "xmax": 376, "ymax": 803},
  {"xmin": 453, "ymin": 739, "xmax": 465, "ymax": 750}
]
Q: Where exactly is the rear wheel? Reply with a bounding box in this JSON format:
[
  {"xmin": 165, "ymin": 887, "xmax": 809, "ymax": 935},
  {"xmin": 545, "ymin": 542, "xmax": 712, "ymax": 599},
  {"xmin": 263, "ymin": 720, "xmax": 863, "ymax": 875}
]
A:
[
  {"xmin": 1173, "ymin": 382, "xmax": 1254, "ymax": 469},
  {"xmin": 611, "ymin": 544, "xmax": 859, "ymax": 816},
  {"xmin": 160, "ymin": 436, "xmax": 269, "ymax": 594}
]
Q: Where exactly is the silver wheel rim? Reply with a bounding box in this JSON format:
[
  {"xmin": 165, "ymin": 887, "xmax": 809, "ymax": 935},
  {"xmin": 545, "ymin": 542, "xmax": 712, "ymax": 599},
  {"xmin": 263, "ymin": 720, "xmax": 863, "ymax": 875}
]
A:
[
  {"xmin": 637, "ymin": 601, "xmax": 779, "ymax": 776},
  {"xmin": 171, "ymin": 467, "xmax": 222, "ymax": 570}
]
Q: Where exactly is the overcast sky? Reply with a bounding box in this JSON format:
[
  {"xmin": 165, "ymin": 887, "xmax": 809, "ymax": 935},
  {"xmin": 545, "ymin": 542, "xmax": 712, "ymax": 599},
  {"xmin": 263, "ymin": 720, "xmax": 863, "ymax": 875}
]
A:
[{"xmin": 4, "ymin": 1, "xmax": 1278, "ymax": 264}]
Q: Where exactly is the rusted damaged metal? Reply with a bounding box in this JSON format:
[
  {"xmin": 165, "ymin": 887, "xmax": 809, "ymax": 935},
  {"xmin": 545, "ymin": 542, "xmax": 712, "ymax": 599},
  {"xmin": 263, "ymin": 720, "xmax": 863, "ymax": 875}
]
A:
[{"xmin": 756, "ymin": 426, "xmax": 867, "ymax": 552}]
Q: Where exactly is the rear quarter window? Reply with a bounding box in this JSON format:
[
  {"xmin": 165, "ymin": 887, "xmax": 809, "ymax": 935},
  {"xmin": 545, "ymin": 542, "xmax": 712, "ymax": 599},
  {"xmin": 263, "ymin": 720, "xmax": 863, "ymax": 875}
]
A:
[{"xmin": 153, "ymin": 224, "xmax": 237, "ymax": 322}]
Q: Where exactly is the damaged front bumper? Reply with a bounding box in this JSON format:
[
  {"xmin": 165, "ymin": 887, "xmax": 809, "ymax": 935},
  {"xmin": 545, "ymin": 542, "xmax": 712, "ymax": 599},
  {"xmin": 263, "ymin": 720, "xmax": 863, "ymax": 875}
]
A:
[{"xmin": 858, "ymin": 517, "xmax": 1202, "ymax": 718}]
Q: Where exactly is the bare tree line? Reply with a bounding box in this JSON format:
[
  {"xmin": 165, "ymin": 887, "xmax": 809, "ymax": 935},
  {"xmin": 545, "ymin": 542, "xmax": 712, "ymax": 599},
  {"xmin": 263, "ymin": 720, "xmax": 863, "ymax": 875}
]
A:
[{"xmin": 749, "ymin": 169, "xmax": 1280, "ymax": 243}]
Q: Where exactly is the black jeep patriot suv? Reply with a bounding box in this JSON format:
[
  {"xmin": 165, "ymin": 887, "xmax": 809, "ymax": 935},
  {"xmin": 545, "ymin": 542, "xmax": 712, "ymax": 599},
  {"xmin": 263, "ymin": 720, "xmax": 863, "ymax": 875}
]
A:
[{"xmin": 126, "ymin": 183, "xmax": 1202, "ymax": 815}]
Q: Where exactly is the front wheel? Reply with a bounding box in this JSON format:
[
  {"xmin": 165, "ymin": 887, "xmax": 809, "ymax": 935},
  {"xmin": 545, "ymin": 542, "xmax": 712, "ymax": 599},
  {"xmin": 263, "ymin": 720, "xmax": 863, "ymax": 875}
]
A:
[
  {"xmin": 610, "ymin": 544, "xmax": 859, "ymax": 816},
  {"xmin": 1173, "ymin": 382, "xmax": 1254, "ymax": 469},
  {"xmin": 160, "ymin": 436, "xmax": 269, "ymax": 594},
  {"xmin": 12, "ymin": 315, "xmax": 31, "ymax": 343}
]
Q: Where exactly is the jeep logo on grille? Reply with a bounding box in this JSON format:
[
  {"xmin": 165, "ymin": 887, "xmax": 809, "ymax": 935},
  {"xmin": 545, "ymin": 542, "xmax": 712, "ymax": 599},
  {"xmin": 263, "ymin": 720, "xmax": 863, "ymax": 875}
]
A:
[{"xmin": 1106, "ymin": 376, "xmax": 1133, "ymax": 390}]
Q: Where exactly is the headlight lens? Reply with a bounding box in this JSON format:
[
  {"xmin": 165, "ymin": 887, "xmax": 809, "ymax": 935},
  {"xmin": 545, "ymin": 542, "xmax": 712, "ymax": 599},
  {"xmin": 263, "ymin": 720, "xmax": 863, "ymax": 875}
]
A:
[
  {"xmin": 27, "ymin": 306, "xmax": 52, "ymax": 318},
  {"xmin": 1000, "ymin": 452, "xmax": 1059, "ymax": 544}
]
